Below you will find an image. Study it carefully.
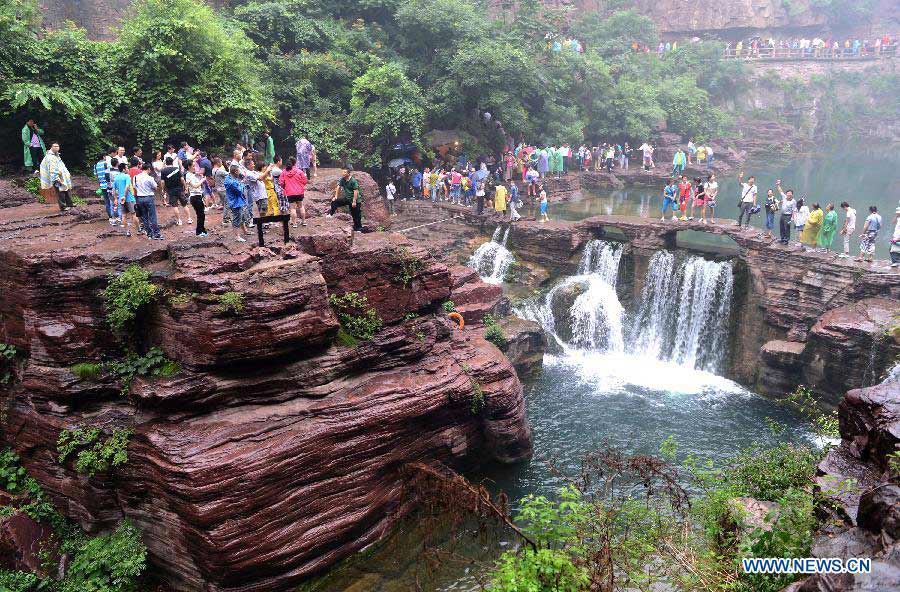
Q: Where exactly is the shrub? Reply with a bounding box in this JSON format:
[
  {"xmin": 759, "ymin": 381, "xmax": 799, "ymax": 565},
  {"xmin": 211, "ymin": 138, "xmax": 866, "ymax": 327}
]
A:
[
  {"xmin": 329, "ymin": 292, "xmax": 383, "ymax": 341},
  {"xmin": 0, "ymin": 447, "xmax": 27, "ymax": 493},
  {"xmin": 24, "ymin": 176, "xmax": 40, "ymax": 196},
  {"xmin": 0, "ymin": 570, "xmax": 43, "ymax": 592},
  {"xmin": 726, "ymin": 443, "xmax": 820, "ymax": 502},
  {"xmin": 470, "ymin": 379, "xmax": 485, "ymax": 415},
  {"xmin": 394, "ymin": 247, "xmax": 425, "ymax": 287},
  {"xmin": 0, "ymin": 342, "xmax": 16, "ymax": 384},
  {"xmin": 217, "ymin": 291, "xmax": 245, "ymax": 314},
  {"xmin": 104, "ymin": 265, "xmax": 159, "ymax": 333},
  {"xmin": 70, "ymin": 362, "xmax": 102, "ymax": 381},
  {"xmin": 442, "ymin": 300, "xmax": 456, "ymax": 313},
  {"xmin": 58, "ymin": 521, "xmax": 147, "ymax": 592},
  {"xmin": 57, "ymin": 427, "xmax": 133, "ymax": 477},
  {"xmin": 104, "ymin": 348, "xmax": 180, "ymax": 395},
  {"xmin": 483, "ymin": 314, "xmax": 507, "ymax": 349}
]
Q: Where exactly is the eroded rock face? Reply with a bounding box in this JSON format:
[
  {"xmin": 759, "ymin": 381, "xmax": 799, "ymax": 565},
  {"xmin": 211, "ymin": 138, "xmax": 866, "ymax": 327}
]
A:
[{"xmin": 0, "ymin": 193, "xmax": 532, "ymax": 592}]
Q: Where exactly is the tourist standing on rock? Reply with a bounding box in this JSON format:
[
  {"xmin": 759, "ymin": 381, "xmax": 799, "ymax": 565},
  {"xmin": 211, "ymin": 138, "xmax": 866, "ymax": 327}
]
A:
[
  {"xmin": 764, "ymin": 189, "xmax": 778, "ymax": 239},
  {"xmin": 411, "ymin": 168, "xmax": 423, "ymax": 200},
  {"xmin": 736, "ymin": 172, "xmax": 758, "ymax": 227},
  {"xmin": 704, "ymin": 174, "xmax": 719, "ymax": 223},
  {"xmin": 385, "ymin": 177, "xmax": 396, "ymax": 217},
  {"xmin": 508, "ymin": 180, "xmax": 521, "ymax": 222},
  {"xmin": 639, "ymin": 142, "xmax": 654, "ymax": 170},
  {"xmin": 262, "ymin": 131, "xmax": 275, "ymax": 165},
  {"xmin": 186, "ymin": 165, "xmax": 207, "ymax": 237},
  {"xmin": 889, "ymin": 208, "xmax": 900, "ymax": 267},
  {"xmin": 296, "ymin": 137, "xmax": 313, "ymax": 178},
  {"xmin": 212, "ymin": 158, "xmax": 230, "ymax": 226},
  {"xmin": 857, "ymin": 206, "xmax": 882, "ymax": 263},
  {"xmin": 94, "ymin": 152, "xmax": 117, "ymax": 225},
  {"xmin": 838, "ymin": 202, "xmax": 856, "ymax": 258},
  {"xmin": 494, "ymin": 180, "xmax": 507, "ymax": 215},
  {"xmin": 799, "ymin": 203, "xmax": 822, "ymax": 250},
  {"xmin": 661, "ymin": 179, "xmax": 678, "ymax": 221},
  {"xmin": 794, "ymin": 198, "xmax": 809, "ymax": 245},
  {"xmin": 817, "ymin": 204, "xmax": 838, "ymax": 252},
  {"xmin": 776, "ymin": 181, "xmax": 797, "ymax": 244},
  {"xmin": 621, "ymin": 143, "xmax": 631, "ymax": 170},
  {"xmin": 134, "ymin": 163, "xmax": 162, "ymax": 240},
  {"xmin": 677, "ymin": 175, "xmax": 691, "ymax": 221},
  {"xmin": 22, "ymin": 119, "xmax": 46, "ymax": 174},
  {"xmin": 690, "ymin": 177, "xmax": 706, "ymax": 222},
  {"xmin": 672, "ymin": 148, "xmax": 686, "ymax": 177},
  {"xmin": 113, "ymin": 161, "xmax": 138, "ymax": 237},
  {"xmin": 39, "ymin": 142, "xmax": 73, "ymax": 211},
  {"xmin": 537, "ymin": 149, "xmax": 549, "ymax": 179},
  {"xmin": 278, "ymin": 156, "xmax": 306, "ymax": 228},
  {"xmin": 161, "ymin": 157, "xmax": 188, "ymax": 227},
  {"xmin": 687, "ymin": 139, "xmax": 696, "ymax": 165},
  {"xmin": 539, "ymin": 185, "xmax": 549, "ymax": 222},
  {"xmin": 330, "ymin": 167, "xmax": 362, "ymax": 231},
  {"xmin": 225, "ymin": 165, "xmax": 247, "ymax": 242}
]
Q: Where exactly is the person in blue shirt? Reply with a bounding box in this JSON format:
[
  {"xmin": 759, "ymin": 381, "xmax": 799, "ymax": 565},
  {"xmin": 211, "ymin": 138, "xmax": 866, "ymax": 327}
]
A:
[
  {"xmin": 94, "ymin": 154, "xmax": 117, "ymax": 224},
  {"xmin": 662, "ymin": 179, "xmax": 678, "ymax": 221},
  {"xmin": 112, "ymin": 162, "xmax": 137, "ymax": 236},
  {"xmin": 225, "ymin": 165, "xmax": 248, "ymax": 243},
  {"xmin": 411, "ymin": 168, "xmax": 423, "ymax": 199}
]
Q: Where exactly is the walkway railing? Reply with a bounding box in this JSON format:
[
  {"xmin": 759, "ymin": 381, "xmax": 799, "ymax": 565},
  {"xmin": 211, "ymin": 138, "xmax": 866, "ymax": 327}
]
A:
[{"xmin": 722, "ymin": 45, "xmax": 898, "ymax": 60}]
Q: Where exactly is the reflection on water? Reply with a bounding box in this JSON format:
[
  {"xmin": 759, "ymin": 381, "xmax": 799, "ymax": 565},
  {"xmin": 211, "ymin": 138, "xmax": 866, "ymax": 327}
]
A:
[{"xmin": 554, "ymin": 153, "xmax": 899, "ymax": 258}]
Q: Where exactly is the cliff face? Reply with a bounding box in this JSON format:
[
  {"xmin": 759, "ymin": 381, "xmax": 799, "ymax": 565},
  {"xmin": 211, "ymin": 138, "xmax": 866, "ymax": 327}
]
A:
[{"xmin": 0, "ymin": 175, "xmax": 532, "ymax": 591}]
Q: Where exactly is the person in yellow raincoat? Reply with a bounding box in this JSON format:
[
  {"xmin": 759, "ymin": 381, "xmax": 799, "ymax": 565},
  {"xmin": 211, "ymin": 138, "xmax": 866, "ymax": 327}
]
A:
[
  {"xmin": 263, "ymin": 169, "xmax": 280, "ymax": 216},
  {"xmin": 799, "ymin": 203, "xmax": 823, "ymax": 249},
  {"xmin": 494, "ymin": 182, "xmax": 507, "ymax": 214}
]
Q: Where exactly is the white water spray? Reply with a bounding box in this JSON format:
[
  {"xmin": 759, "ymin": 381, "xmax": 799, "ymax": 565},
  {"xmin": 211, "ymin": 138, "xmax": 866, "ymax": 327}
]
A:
[
  {"xmin": 469, "ymin": 226, "xmax": 515, "ymax": 285},
  {"xmin": 517, "ymin": 240, "xmax": 735, "ymax": 375}
]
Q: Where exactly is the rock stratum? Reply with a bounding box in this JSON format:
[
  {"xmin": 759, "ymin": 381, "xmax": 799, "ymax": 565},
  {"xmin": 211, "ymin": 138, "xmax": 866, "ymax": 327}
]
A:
[{"xmin": 0, "ymin": 173, "xmax": 532, "ymax": 591}]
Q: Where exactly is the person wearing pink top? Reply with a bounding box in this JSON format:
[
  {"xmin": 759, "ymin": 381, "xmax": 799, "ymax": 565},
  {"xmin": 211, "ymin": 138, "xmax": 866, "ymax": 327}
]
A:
[{"xmin": 279, "ymin": 156, "xmax": 309, "ymax": 227}]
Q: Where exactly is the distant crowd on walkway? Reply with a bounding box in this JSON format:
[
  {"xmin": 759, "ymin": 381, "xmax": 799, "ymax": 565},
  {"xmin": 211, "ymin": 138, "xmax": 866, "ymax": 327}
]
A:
[{"xmin": 724, "ymin": 34, "xmax": 898, "ymax": 58}]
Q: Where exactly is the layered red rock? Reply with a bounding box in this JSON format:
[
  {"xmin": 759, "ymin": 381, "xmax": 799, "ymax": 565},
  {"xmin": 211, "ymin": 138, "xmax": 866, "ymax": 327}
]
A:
[{"xmin": 0, "ymin": 192, "xmax": 532, "ymax": 591}]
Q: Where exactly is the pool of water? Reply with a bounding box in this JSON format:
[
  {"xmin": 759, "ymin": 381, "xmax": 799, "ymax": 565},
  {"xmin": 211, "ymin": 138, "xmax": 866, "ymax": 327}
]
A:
[{"xmin": 554, "ymin": 152, "xmax": 900, "ymax": 258}]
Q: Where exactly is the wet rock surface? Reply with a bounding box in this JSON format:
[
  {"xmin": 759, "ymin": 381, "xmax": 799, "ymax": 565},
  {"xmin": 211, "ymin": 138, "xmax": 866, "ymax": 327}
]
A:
[{"xmin": 0, "ymin": 186, "xmax": 532, "ymax": 592}]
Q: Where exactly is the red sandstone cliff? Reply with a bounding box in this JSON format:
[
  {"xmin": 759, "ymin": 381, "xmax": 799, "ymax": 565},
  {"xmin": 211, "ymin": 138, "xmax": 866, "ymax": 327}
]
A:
[{"xmin": 0, "ymin": 180, "xmax": 532, "ymax": 591}]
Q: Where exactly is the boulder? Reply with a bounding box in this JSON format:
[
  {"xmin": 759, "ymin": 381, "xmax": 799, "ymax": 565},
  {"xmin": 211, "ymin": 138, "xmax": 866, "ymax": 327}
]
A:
[
  {"xmin": 0, "ymin": 511, "xmax": 58, "ymax": 576},
  {"xmin": 497, "ymin": 316, "xmax": 546, "ymax": 381},
  {"xmin": 757, "ymin": 340, "xmax": 806, "ymax": 397}
]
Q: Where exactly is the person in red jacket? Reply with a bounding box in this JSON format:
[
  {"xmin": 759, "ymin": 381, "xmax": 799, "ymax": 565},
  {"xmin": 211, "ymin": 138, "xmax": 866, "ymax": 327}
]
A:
[
  {"xmin": 677, "ymin": 175, "xmax": 692, "ymax": 221},
  {"xmin": 279, "ymin": 156, "xmax": 308, "ymax": 227}
]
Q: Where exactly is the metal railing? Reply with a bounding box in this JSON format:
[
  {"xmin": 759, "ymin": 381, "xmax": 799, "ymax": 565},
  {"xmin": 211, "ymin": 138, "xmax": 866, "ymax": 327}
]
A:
[{"xmin": 722, "ymin": 45, "xmax": 898, "ymax": 60}]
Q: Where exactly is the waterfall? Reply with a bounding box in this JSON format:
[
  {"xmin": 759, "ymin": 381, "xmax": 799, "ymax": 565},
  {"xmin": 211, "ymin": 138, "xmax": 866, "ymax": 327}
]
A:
[
  {"xmin": 629, "ymin": 253, "xmax": 734, "ymax": 373},
  {"xmin": 516, "ymin": 240, "xmax": 735, "ymax": 375},
  {"xmin": 469, "ymin": 226, "xmax": 514, "ymax": 285},
  {"xmin": 518, "ymin": 240, "xmax": 625, "ymax": 353}
]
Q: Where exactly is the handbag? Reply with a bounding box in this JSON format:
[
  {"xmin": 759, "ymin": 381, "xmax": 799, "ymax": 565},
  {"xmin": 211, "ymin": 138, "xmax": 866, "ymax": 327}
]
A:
[{"xmin": 738, "ymin": 185, "xmax": 754, "ymax": 208}]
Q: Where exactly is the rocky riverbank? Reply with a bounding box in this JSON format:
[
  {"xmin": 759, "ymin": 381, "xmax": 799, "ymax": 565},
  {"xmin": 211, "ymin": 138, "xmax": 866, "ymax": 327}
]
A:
[{"xmin": 0, "ymin": 173, "xmax": 532, "ymax": 592}]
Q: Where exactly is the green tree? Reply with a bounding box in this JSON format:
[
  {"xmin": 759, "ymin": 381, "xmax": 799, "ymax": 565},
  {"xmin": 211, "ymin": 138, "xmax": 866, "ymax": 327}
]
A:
[
  {"xmin": 349, "ymin": 62, "xmax": 425, "ymax": 168},
  {"xmin": 118, "ymin": 0, "xmax": 273, "ymax": 147}
]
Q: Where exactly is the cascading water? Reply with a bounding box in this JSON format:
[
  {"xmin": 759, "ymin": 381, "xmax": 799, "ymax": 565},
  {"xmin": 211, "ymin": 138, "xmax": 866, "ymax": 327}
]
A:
[
  {"xmin": 518, "ymin": 240, "xmax": 624, "ymax": 353},
  {"xmin": 517, "ymin": 239, "xmax": 736, "ymax": 379},
  {"xmin": 469, "ymin": 226, "xmax": 514, "ymax": 285},
  {"xmin": 630, "ymin": 252, "xmax": 734, "ymax": 373}
]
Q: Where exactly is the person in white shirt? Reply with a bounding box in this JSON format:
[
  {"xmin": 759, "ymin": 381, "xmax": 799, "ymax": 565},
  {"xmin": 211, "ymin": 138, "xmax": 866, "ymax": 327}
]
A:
[
  {"xmin": 385, "ymin": 180, "xmax": 396, "ymax": 216},
  {"xmin": 736, "ymin": 171, "xmax": 758, "ymax": 227},
  {"xmin": 838, "ymin": 201, "xmax": 856, "ymax": 258},
  {"xmin": 134, "ymin": 162, "xmax": 162, "ymax": 240}
]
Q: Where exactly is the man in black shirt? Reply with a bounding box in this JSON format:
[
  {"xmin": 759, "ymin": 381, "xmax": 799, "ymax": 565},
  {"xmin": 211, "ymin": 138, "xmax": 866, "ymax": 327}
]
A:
[{"xmin": 160, "ymin": 156, "xmax": 188, "ymax": 226}]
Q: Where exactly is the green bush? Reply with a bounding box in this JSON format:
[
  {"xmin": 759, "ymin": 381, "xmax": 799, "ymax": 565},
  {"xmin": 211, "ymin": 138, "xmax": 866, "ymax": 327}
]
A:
[
  {"xmin": 726, "ymin": 443, "xmax": 820, "ymax": 502},
  {"xmin": 0, "ymin": 342, "xmax": 16, "ymax": 384},
  {"xmin": 217, "ymin": 291, "xmax": 245, "ymax": 315},
  {"xmin": 104, "ymin": 265, "xmax": 159, "ymax": 334},
  {"xmin": 329, "ymin": 292, "xmax": 383, "ymax": 341},
  {"xmin": 70, "ymin": 362, "xmax": 102, "ymax": 381},
  {"xmin": 470, "ymin": 378, "xmax": 485, "ymax": 415},
  {"xmin": 0, "ymin": 448, "xmax": 28, "ymax": 493},
  {"xmin": 104, "ymin": 347, "xmax": 180, "ymax": 395},
  {"xmin": 57, "ymin": 427, "xmax": 133, "ymax": 477},
  {"xmin": 483, "ymin": 314, "xmax": 507, "ymax": 349},
  {"xmin": 442, "ymin": 300, "xmax": 456, "ymax": 313},
  {"xmin": 58, "ymin": 521, "xmax": 147, "ymax": 592},
  {"xmin": 0, "ymin": 570, "xmax": 43, "ymax": 592},
  {"xmin": 23, "ymin": 176, "xmax": 40, "ymax": 196}
]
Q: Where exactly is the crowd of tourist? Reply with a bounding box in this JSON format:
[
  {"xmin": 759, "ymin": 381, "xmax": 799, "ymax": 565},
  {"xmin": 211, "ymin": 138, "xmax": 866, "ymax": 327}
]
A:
[
  {"xmin": 724, "ymin": 34, "xmax": 898, "ymax": 58},
  {"xmin": 658, "ymin": 169, "xmax": 900, "ymax": 266},
  {"xmin": 24, "ymin": 116, "xmax": 899, "ymax": 266},
  {"xmin": 35, "ymin": 126, "xmax": 371, "ymax": 241}
]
